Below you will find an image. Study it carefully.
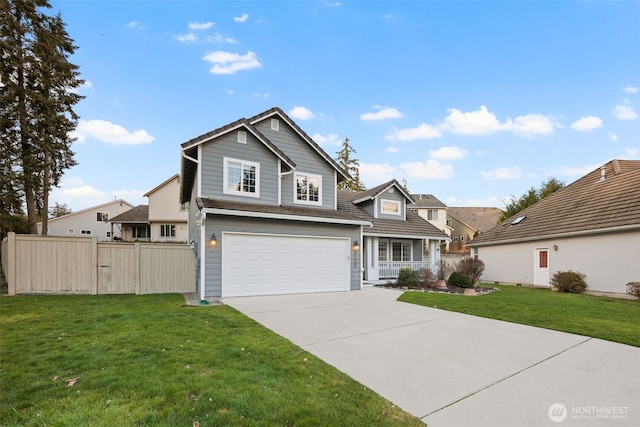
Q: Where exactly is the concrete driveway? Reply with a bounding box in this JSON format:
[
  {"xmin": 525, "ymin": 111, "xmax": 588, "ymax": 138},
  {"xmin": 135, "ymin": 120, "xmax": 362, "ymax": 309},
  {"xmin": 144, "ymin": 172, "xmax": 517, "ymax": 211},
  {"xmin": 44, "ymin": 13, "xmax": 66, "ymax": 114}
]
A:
[{"xmin": 224, "ymin": 288, "xmax": 639, "ymax": 427}]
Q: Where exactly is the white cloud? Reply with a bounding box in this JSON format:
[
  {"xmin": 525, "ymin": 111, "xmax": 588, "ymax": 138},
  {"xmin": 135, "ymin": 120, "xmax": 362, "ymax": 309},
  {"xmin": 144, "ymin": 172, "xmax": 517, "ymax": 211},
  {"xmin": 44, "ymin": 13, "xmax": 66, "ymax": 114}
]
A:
[
  {"xmin": 440, "ymin": 105, "xmax": 505, "ymax": 135},
  {"xmin": 206, "ymin": 33, "xmax": 238, "ymax": 44},
  {"xmin": 175, "ymin": 32, "xmax": 197, "ymax": 42},
  {"xmin": 508, "ymin": 113, "xmax": 557, "ymax": 136},
  {"xmin": 202, "ymin": 51, "xmax": 262, "ymax": 74},
  {"xmin": 359, "ymin": 163, "xmax": 397, "ymax": 186},
  {"xmin": 609, "ymin": 132, "xmax": 618, "ymax": 141},
  {"xmin": 72, "ymin": 119, "xmax": 155, "ymax": 145},
  {"xmin": 570, "ymin": 115, "xmax": 603, "ymax": 132},
  {"xmin": 555, "ymin": 164, "xmax": 599, "ymax": 177},
  {"xmin": 624, "ymin": 147, "xmax": 638, "ymax": 157},
  {"xmin": 400, "ymin": 159, "xmax": 453, "ymax": 180},
  {"xmin": 224, "ymin": 88, "xmax": 234, "ymax": 95},
  {"xmin": 386, "ymin": 123, "xmax": 442, "ymax": 141},
  {"xmin": 480, "ymin": 166, "xmax": 521, "ymax": 180},
  {"xmin": 429, "ymin": 146, "xmax": 467, "ymax": 160},
  {"xmin": 70, "ymin": 80, "xmax": 93, "ymax": 94},
  {"xmin": 613, "ymin": 104, "xmax": 638, "ymax": 120},
  {"xmin": 110, "ymin": 189, "xmax": 146, "ymax": 205},
  {"xmin": 360, "ymin": 107, "xmax": 403, "ymax": 121},
  {"xmin": 311, "ymin": 133, "xmax": 341, "ymax": 146},
  {"xmin": 233, "ymin": 13, "xmax": 249, "ymax": 23},
  {"xmin": 251, "ymin": 92, "xmax": 269, "ymax": 99},
  {"xmin": 464, "ymin": 196, "xmax": 505, "ymax": 208},
  {"xmin": 288, "ymin": 106, "xmax": 315, "ymax": 120},
  {"xmin": 127, "ymin": 21, "xmax": 140, "ymax": 28},
  {"xmin": 323, "ymin": 1, "xmax": 342, "ymax": 7},
  {"xmin": 623, "ymin": 85, "xmax": 638, "ymax": 94},
  {"xmin": 189, "ymin": 21, "xmax": 214, "ymax": 30},
  {"xmin": 385, "ymin": 146, "xmax": 399, "ymax": 153}
]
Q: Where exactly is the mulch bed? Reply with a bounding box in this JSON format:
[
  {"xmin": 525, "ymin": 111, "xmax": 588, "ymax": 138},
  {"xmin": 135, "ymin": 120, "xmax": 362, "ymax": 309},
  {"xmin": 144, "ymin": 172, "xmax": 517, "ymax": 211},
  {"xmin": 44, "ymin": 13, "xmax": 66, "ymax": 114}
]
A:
[{"xmin": 381, "ymin": 284, "xmax": 498, "ymax": 296}]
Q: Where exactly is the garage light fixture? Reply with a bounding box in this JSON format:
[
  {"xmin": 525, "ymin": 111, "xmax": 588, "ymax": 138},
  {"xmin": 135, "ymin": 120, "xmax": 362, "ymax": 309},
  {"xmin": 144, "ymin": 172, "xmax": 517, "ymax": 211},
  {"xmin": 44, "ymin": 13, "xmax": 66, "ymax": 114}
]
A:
[
  {"xmin": 352, "ymin": 239, "xmax": 360, "ymax": 251},
  {"xmin": 210, "ymin": 232, "xmax": 218, "ymax": 247}
]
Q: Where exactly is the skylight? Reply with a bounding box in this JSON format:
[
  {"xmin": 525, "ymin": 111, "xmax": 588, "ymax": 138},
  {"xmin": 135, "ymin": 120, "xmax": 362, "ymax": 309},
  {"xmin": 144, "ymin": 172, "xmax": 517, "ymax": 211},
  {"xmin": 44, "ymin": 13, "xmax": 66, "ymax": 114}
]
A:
[{"xmin": 511, "ymin": 216, "xmax": 526, "ymax": 225}]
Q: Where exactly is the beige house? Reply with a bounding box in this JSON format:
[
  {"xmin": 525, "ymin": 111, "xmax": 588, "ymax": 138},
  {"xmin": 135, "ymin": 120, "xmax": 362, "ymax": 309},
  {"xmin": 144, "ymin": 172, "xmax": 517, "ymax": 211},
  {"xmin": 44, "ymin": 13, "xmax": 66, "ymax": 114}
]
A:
[
  {"xmin": 411, "ymin": 194, "xmax": 451, "ymax": 250},
  {"xmin": 37, "ymin": 199, "xmax": 134, "ymax": 241},
  {"xmin": 446, "ymin": 207, "xmax": 503, "ymax": 253},
  {"xmin": 144, "ymin": 174, "xmax": 188, "ymax": 243},
  {"xmin": 467, "ymin": 160, "xmax": 640, "ymax": 295}
]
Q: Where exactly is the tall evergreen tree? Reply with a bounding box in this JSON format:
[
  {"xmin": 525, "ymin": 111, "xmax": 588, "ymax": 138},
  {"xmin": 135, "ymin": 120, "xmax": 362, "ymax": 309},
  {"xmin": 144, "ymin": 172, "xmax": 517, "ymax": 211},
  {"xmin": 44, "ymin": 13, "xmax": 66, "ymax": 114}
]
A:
[
  {"xmin": 1, "ymin": 0, "xmax": 83, "ymax": 234},
  {"xmin": 499, "ymin": 178, "xmax": 565, "ymax": 222},
  {"xmin": 335, "ymin": 137, "xmax": 365, "ymax": 191}
]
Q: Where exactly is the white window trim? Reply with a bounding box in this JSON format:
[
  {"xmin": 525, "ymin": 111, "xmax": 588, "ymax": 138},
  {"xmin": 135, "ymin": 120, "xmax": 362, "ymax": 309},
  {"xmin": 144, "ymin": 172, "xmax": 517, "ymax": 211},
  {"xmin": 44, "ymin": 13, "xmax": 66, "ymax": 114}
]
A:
[
  {"xmin": 223, "ymin": 157, "xmax": 260, "ymax": 198},
  {"xmin": 237, "ymin": 130, "xmax": 247, "ymax": 144},
  {"xmin": 271, "ymin": 118, "xmax": 279, "ymax": 131},
  {"xmin": 381, "ymin": 199, "xmax": 401, "ymax": 216},
  {"xmin": 294, "ymin": 172, "xmax": 322, "ymax": 206}
]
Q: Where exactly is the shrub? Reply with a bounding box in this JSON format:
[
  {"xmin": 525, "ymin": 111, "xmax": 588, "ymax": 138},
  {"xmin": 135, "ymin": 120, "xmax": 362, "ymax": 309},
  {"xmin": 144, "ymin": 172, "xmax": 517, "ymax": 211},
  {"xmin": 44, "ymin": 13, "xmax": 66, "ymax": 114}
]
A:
[
  {"xmin": 455, "ymin": 258, "xmax": 485, "ymax": 285},
  {"xmin": 397, "ymin": 268, "xmax": 420, "ymax": 288},
  {"xmin": 419, "ymin": 268, "xmax": 436, "ymax": 288},
  {"xmin": 550, "ymin": 270, "xmax": 587, "ymax": 293},
  {"xmin": 626, "ymin": 282, "xmax": 640, "ymax": 300},
  {"xmin": 447, "ymin": 271, "xmax": 472, "ymax": 288}
]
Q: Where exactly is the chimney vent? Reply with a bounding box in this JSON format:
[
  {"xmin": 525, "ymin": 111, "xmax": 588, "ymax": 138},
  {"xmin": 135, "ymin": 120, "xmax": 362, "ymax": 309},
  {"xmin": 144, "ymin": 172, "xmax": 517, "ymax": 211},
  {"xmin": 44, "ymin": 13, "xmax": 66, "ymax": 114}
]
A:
[{"xmin": 600, "ymin": 166, "xmax": 606, "ymax": 182}]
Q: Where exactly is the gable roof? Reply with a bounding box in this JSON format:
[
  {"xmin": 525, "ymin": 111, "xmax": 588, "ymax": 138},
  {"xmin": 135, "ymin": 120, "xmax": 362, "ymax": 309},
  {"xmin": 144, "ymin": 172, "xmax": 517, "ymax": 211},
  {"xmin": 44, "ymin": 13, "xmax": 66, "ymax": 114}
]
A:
[
  {"xmin": 144, "ymin": 174, "xmax": 180, "ymax": 198},
  {"xmin": 410, "ymin": 194, "xmax": 447, "ymax": 208},
  {"xmin": 248, "ymin": 107, "xmax": 350, "ymax": 182},
  {"xmin": 109, "ymin": 205, "xmax": 149, "ymax": 224},
  {"xmin": 339, "ymin": 190, "xmax": 449, "ymax": 240},
  {"xmin": 447, "ymin": 207, "xmax": 503, "ymax": 234},
  {"xmin": 39, "ymin": 199, "xmax": 134, "ymax": 225},
  {"xmin": 468, "ymin": 159, "xmax": 640, "ymax": 246},
  {"xmin": 353, "ymin": 179, "xmax": 415, "ymax": 204}
]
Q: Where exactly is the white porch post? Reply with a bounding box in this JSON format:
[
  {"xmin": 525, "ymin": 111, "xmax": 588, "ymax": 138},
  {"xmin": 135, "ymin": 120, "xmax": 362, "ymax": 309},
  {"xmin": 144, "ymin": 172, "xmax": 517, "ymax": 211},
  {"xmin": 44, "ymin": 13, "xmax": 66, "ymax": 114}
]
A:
[
  {"xmin": 367, "ymin": 236, "xmax": 380, "ymax": 281},
  {"xmin": 429, "ymin": 239, "xmax": 439, "ymax": 272}
]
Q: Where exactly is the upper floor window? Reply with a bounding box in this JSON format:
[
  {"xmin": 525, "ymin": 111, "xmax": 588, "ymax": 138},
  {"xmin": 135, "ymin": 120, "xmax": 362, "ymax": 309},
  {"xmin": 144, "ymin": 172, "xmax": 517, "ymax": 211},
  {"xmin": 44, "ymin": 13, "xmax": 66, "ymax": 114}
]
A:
[
  {"xmin": 97, "ymin": 212, "xmax": 108, "ymax": 222},
  {"xmin": 160, "ymin": 224, "xmax": 176, "ymax": 238},
  {"xmin": 427, "ymin": 209, "xmax": 438, "ymax": 221},
  {"xmin": 446, "ymin": 218, "xmax": 452, "ymax": 227},
  {"xmin": 271, "ymin": 118, "xmax": 279, "ymax": 131},
  {"xmin": 295, "ymin": 172, "xmax": 321, "ymax": 206},
  {"xmin": 381, "ymin": 199, "xmax": 401, "ymax": 216},
  {"xmin": 223, "ymin": 158, "xmax": 260, "ymax": 197}
]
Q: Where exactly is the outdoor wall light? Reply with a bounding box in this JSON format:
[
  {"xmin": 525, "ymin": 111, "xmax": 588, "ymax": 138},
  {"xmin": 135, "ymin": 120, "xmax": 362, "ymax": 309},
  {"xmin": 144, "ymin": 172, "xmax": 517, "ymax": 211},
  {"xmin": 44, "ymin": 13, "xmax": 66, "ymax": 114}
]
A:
[
  {"xmin": 352, "ymin": 239, "xmax": 360, "ymax": 251},
  {"xmin": 553, "ymin": 244, "xmax": 558, "ymax": 251},
  {"xmin": 210, "ymin": 232, "xmax": 218, "ymax": 247}
]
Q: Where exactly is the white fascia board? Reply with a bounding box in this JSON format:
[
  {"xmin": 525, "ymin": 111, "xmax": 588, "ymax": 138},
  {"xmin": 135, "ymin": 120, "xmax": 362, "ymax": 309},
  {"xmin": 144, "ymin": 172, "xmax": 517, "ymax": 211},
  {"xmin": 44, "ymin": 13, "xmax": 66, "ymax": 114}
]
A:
[
  {"xmin": 466, "ymin": 224, "xmax": 640, "ymax": 248},
  {"xmin": 202, "ymin": 208, "xmax": 371, "ymax": 227}
]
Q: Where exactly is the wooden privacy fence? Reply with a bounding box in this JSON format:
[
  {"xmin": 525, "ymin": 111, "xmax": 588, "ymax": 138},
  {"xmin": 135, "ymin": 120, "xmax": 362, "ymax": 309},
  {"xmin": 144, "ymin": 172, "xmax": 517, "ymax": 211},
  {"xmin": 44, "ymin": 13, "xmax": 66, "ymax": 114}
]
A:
[{"xmin": 2, "ymin": 232, "xmax": 195, "ymax": 295}]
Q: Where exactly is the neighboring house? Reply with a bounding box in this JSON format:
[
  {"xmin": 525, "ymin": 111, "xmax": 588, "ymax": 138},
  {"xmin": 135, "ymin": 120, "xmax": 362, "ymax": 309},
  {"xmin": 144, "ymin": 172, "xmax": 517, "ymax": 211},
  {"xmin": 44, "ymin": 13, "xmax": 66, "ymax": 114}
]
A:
[
  {"xmin": 143, "ymin": 174, "xmax": 188, "ymax": 243},
  {"xmin": 180, "ymin": 107, "xmax": 448, "ymax": 299},
  {"xmin": 36, "ymin": 199, "xmax": 134, "ymax": 241},
  {"xmin": 109, "ymin": 205, "xmax": 151, "ymax": 241},
  {"xmin": 467, "ymin": 160, "xmax": 640, "ymax": 294},
  {"xmin": 411, "ymin": 194, "xmax": 451, "ymax": 250},
  {"xmin": 446, "ymin": 207, "xmax": 503, "ymax": 253}
]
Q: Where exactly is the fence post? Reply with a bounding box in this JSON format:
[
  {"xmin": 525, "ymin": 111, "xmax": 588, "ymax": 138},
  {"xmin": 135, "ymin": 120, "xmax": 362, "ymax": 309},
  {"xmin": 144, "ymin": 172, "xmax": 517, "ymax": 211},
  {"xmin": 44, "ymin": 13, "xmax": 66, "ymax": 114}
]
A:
[
  {"xmin": 91, "ymin": 237, "xmax": 98, "ymax": 295},
  {"xmin": 134, "ymin": 242, "xmax": 141, "ymax": 295},
  {"xmin": 6, "ymin": 232, "xmax": 16, "ymax": 296}
]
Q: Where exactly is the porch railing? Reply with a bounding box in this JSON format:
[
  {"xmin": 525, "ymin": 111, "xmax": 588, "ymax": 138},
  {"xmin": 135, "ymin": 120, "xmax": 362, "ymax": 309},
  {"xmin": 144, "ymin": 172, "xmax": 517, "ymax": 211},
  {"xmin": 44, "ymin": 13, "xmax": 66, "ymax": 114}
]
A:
[{"xmin": 379, "ymin": 261, "xmax": 436, "ymax": 279}]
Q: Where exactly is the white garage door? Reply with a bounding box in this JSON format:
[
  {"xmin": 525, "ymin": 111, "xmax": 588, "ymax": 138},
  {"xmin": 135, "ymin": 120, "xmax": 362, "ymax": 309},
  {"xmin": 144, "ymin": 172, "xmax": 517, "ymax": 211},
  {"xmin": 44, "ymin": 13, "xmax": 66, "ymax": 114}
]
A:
[{"xmin": 222, "ymin": 233, "xmax": 350, "ymax": 297}]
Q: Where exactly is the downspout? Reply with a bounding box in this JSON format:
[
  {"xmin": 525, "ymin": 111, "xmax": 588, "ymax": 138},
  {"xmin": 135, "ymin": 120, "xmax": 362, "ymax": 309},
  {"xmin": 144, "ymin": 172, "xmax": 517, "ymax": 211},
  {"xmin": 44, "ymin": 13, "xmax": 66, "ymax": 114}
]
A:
[{"xmin": 279, "ymin": 166, "xmax": 294, "ymax": 206}]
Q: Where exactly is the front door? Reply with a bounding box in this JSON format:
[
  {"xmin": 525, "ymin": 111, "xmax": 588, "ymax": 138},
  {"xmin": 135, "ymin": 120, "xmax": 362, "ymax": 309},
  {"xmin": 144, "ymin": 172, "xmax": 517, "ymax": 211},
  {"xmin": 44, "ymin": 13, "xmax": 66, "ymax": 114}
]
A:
[{"xmin": 534, "ymin": 248, "xmax": 550, "ymax": 287}]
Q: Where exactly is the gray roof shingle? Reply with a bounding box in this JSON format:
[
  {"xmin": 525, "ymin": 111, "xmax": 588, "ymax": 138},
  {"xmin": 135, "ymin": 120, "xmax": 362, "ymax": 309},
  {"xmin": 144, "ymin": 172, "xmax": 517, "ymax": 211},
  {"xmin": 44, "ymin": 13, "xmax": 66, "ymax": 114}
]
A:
[{"xmin": 110, "ymin": 205, "xmax": 149, "ymax": 223}]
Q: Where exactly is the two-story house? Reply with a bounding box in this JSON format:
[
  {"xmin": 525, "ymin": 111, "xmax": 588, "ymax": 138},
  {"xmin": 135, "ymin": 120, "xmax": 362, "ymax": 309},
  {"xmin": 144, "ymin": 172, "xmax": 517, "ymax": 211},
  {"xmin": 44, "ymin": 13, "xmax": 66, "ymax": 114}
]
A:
[
  {"xmin": 144, "ymin": 174, "xmax": 189, "ymax": 243},
  {"xmin": 180, "ymin": 107, "xmax": 448, "ymax": 299},
  {"xmin": 411, "ymin": 193, "xmax": 452, "ymax": 251}
]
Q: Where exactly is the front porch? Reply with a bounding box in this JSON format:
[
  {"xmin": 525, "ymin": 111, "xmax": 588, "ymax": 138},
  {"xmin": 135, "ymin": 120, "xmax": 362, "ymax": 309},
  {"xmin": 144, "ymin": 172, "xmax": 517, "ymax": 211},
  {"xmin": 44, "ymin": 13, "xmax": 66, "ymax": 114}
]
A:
[{"xmin": 362, "ymin": 235, "xmax": 441, "ymax": 284}]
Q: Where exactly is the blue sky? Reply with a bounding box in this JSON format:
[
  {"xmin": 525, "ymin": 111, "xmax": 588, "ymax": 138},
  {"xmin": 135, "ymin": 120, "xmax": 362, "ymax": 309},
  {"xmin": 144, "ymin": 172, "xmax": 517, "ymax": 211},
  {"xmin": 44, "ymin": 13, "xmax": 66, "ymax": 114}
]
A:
[{"xmin": 49, "ymin": 0, "xmax": 639, "ymax": 212}]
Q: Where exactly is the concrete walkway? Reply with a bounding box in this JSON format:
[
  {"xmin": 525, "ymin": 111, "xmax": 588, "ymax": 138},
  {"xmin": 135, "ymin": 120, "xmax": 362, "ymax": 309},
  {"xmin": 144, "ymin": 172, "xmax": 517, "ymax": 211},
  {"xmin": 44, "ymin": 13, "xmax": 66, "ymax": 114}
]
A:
[{"xmin": 224, "ymin": 288, "xmax": 639, "ymax": 427}]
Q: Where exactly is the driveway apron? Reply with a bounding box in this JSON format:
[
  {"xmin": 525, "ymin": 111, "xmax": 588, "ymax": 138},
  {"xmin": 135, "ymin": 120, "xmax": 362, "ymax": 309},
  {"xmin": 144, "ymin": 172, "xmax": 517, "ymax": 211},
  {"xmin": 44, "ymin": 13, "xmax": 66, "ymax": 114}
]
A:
[{"xmin": 224, "ymin": 288, "xmax": 639, "ymax": 427}]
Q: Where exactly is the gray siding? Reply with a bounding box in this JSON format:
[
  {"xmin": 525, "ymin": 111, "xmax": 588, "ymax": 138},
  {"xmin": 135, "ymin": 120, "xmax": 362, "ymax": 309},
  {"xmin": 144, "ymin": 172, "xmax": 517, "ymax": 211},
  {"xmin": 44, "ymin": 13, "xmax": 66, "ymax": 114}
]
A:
[
  {"xmin": 376, "ymin": 188, "xmax": 406, "ymax": 220},
  {"xmin": 200, "ymin": 131, "xmax": 279, "ymax": 205},
  {"xmin": 204, "ymin": 216, "xmax": 360, "ymax": 297},
  {"xmin": 253, "ymin": 119, "xmax": 336, "ymax": 209}
]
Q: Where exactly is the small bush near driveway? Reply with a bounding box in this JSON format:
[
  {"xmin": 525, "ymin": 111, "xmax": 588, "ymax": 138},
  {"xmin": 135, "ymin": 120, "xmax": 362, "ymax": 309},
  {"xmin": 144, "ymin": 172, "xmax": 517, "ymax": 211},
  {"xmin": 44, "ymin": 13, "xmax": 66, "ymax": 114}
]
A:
[
  {"xmin": 627, "ymin": 281, "xmax": 640, "ymax": 300},
  {"xmin": 0, "ymin": 294, "xmax": 422, "ymax": 426}
]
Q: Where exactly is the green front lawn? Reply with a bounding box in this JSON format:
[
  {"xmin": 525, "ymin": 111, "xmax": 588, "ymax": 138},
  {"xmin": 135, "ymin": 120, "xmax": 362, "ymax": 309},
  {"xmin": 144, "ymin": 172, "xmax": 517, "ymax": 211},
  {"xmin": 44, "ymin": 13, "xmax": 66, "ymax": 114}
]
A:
[
  {"xmin": 398, "ymin": 285, "xmax": 640, "ymax": 347},
  {"xmin": 1, "ymin": 294, "xmax": 422, "ymax": 426}
]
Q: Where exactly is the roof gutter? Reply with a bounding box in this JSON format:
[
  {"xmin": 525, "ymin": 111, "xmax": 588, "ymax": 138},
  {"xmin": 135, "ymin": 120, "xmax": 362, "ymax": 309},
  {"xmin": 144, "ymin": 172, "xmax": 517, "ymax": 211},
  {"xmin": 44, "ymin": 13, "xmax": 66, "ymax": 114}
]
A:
[
  {"xmin": 363, "ymin": 231, "xmax": 450, "ymax": 240},
  {"xmin": 467, "ymin": 223, "xmax": 640, "ymax": 247}
]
